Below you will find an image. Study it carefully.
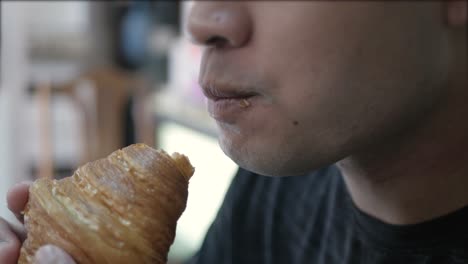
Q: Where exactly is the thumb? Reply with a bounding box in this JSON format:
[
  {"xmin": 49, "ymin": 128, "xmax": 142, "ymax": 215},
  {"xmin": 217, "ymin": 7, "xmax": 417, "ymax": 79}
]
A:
[{"xmin": 33, "ymin": 245, "xmax": 76, "ymax": 264}]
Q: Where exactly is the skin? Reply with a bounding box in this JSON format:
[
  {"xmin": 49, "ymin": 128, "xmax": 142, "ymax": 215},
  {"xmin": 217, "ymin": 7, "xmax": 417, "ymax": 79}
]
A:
[
  {"xmin": 0, "ymin": 1, "xmax": 466, "ymax": 263},
  {"xmin": 192, "ymin": 2, "xmax": 454, "ymax": 176}
]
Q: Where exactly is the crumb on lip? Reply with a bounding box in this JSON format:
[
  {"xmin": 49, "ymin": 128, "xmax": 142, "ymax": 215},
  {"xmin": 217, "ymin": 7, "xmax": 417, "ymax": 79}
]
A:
[{"xmin": 239, "ymin": 99, "xmax": 251, "ymax": 108}]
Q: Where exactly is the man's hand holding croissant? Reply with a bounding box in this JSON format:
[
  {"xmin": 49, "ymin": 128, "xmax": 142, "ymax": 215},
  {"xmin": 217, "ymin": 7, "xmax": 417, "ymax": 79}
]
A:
[
  {"xmin": 0, "ymin": 144, "xmax": 194, "ymax": 264},
  {"xmin": 0, "ymin": 182, "xmax": 76, "ymax": 264}
]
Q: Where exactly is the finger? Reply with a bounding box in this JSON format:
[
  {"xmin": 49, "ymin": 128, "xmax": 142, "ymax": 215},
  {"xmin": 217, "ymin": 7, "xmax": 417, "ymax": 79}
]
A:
[
  {"xmin": 34, "ymin": 245, "xmax": 76, "ymax": 264},
  {"xmin": 0, "ymin": 218, "xmax": 21, "ymax": 264},
  {"xmin": 6, "ymin": 219, "xmax": 26, "ymax": 242},
  {"xmin": 7, "ymin": 181, "xmax": 32, "ymax": 223}
]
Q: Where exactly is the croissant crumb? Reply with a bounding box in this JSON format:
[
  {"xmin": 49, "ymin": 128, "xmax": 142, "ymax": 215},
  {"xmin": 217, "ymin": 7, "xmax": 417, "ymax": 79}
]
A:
[{"xmin": 18, "ymin": 144, "xmax": 195, "ymax": 264}]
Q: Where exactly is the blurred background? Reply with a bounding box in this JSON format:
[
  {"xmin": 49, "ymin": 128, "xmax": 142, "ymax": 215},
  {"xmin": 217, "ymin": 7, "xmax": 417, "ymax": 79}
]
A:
[{"xmin": 0, "ymin": 1, "xmax": 238, "ymax": 263}]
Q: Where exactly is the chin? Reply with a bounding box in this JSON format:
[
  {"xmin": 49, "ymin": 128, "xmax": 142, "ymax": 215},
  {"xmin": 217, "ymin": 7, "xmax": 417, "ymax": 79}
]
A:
[{"xmin": 219, "ymin": 136, "xmax": 330, "ymax": 177}]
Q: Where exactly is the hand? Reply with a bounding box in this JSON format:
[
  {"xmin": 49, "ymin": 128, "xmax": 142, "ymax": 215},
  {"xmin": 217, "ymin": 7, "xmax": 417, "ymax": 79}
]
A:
[
  {"xmin": 0, "ymin": 181, "xmax": 30, "ymax": 264},
  {"xmin": 0, "ymin": 182, "xmax": 76, "ymax": 264}
]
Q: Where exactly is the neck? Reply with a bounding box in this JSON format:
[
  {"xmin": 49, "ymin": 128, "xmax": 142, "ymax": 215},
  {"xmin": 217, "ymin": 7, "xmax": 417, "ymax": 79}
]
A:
[{"xmin": 338, "ymin": 83, "xmax": 468, "ymax": 225}]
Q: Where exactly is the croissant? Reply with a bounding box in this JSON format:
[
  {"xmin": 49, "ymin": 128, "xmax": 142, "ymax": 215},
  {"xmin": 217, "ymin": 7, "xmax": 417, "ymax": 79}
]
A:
[{"xmin": 18, "ymin": 143, "xmax": 194, "ymax": 264}]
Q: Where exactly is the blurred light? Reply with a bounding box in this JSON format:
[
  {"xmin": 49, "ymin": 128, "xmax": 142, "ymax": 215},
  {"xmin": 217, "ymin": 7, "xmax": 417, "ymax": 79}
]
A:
[{"xmin": 157, "ymin": 121, "xmax": 237, "ymax": 261}]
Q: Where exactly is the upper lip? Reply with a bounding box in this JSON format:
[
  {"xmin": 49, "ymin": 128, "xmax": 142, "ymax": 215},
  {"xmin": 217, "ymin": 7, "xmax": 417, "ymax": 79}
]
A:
[{"xmin": 201, "ymin": 81, "xmax": 258, "ymax": 101}]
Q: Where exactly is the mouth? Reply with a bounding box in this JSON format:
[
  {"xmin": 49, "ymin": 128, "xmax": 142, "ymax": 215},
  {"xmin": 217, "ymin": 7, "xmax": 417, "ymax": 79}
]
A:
[
  {"xmin": 201, "ymin": 81, "xmax": 260, "ymax": 123},
  {"xmin": 201, "ymin": 81, "xmax": 258, "ymax": 102}
]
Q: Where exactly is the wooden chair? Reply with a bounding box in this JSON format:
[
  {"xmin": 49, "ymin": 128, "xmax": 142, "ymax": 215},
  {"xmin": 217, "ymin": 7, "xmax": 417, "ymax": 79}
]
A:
[{"xmin": 36, "ymin": 67, "xmax": 155, "ymax": 179}]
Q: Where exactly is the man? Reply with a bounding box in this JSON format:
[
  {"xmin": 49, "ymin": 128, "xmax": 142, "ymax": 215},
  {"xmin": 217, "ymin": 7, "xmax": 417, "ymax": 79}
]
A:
[{"xmin": 1, "ymin": 1, "xmax": 467, "ymax": 263}]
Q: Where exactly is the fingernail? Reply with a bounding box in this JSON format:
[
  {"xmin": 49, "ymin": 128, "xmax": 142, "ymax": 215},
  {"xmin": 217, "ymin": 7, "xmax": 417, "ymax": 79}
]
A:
[{"xmin": 34, "ymin": 245, "xmax": 75, "ymax": 264}]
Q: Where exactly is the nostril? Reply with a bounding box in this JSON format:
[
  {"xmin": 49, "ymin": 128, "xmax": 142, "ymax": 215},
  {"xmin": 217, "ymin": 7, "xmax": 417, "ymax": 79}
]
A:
[{"xmin": 206, "ymin": 35, "xmax": 228, "ymax": 47}]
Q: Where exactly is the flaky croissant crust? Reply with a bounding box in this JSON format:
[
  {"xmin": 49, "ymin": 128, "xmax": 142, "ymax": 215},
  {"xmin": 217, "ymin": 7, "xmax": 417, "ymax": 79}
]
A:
[{"xmin": 19, "ymin": 144, "xmax": 194, "ymax": 264}]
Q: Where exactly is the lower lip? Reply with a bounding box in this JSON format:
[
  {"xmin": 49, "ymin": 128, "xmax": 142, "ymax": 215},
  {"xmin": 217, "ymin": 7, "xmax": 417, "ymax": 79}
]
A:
[{"xmin": 207, "ymin": 96, "xmax": 256, "ymax": 123}]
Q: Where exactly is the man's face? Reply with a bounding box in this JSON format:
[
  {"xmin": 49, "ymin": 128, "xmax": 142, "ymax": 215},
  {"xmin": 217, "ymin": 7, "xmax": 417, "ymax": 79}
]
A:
[{"xmin": 187, "ymin": 2, "xmax": 450, "ymax": 176}]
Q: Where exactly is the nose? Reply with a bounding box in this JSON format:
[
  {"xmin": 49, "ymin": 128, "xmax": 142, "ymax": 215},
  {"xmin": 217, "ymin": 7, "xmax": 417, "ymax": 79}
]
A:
[{"xmin": 186, "ymin": 2, "xmax": 252, "ymax": 48}]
